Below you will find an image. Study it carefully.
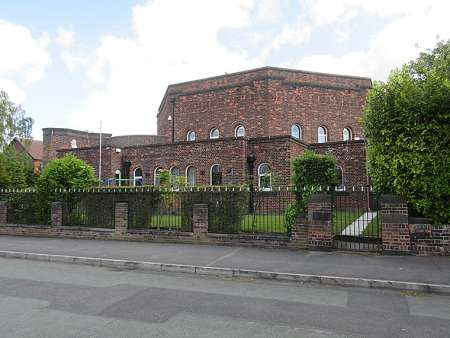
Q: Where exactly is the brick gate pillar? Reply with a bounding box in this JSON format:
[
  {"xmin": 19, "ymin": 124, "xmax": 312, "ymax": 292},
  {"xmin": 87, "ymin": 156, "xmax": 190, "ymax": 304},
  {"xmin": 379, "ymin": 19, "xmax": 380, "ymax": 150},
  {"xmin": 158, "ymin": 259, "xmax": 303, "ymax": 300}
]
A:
[
  {"xmin": 193, "ymin": 204, "xmax": 208, "ymax": 240},
  {"xmin": 291, "ymin": 212, "xmax": 308, "ymax": 249},
  {"xmin": 51, "ymin": 202, "xmax": 62, "ymax": 227},
  {"xmin": 115, "ymin": 202, "xmax": 128, "ymax": 237},
  {"xmin": 0, "ymin": 201, "xmax": 7, "ymax": 225},
  {"xmin": 307, "ymin": 193, "xmax": 333, "ymax": 250},
  {"xmin": 380, "ymin": 195, "xmax": 411, "ymax": 254}
]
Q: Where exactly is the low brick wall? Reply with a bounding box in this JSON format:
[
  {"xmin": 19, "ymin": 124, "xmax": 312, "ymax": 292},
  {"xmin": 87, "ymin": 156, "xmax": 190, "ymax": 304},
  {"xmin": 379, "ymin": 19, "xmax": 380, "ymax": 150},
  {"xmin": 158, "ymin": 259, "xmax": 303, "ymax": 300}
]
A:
[{"xmin": 410, "ymin": 218, "xmax": 450, "ymax": 256}]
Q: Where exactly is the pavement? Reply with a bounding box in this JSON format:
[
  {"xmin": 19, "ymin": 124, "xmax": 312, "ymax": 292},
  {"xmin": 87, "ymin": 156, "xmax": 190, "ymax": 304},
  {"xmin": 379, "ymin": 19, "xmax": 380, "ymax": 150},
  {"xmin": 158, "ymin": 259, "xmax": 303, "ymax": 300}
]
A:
[
  {"xmin": 1, "ymin": 257, "xmax": 450, "ymax": 338},
  {"xmin": 0, "ymin": 235, "xmax": 449, "ymax": 287}
]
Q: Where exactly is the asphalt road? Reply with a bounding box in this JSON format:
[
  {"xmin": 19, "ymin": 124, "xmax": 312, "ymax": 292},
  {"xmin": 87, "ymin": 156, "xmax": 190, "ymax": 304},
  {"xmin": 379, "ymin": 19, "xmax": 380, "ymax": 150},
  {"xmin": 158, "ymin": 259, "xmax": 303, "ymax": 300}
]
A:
[{"xmin": 0, "ymin": 257, "xmax": 449, "ymax": 338}]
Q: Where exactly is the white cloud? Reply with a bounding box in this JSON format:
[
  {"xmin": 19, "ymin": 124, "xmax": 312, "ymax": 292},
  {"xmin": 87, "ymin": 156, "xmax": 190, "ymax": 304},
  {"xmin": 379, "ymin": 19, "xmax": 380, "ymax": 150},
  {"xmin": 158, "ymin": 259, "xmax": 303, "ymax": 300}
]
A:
[
  {"xmin": 0, "ymin": 78, "xmax": 26, "ymax": 103},
  {"xmin": 271, "ymin": 21, "xmax": 311, "ymax": 50},
  {"xmin": 298, "ymin": 1, "xmax": 450, "ymax": 80},
  {"xmin": 0, "ymin": 20, "xmax": 50, "ymax": 85},
  {"xmin": 55, "ymin": 26, "xmax": 74, "ymax": 48},
  {"xmin": 67, "ymin": 0, "xmax": 261, "ymax": 135}
]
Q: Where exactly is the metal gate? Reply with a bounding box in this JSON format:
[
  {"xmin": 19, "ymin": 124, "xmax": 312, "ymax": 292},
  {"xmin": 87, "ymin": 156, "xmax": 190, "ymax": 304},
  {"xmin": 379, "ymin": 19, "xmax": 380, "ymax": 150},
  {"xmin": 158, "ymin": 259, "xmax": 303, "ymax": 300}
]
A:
[{"xmin": 332, "ymin": 187, "xmax": 382, "ymax": 252}]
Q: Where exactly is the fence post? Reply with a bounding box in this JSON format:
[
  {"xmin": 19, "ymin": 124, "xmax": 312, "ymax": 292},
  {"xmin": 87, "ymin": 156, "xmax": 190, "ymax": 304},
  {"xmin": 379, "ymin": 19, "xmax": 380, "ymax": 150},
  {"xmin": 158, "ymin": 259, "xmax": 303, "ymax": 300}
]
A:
[
  {"xmin": 380, "ymin": 195, "xmax": 411, "ymax": 254},
  {"xmin": 114, "ymin": 202, "xmax": 128, "ymax": 237},
  {"xmin": 193, "ymin": 204, "xmax": 208, "ymax": 240},
  {"xmin": 291, "ymin": 212, "xmax": 308, "ymax": 249},
  {"xmin": 307, "ymin": 193, "xmax": 333, "ymax": 250},
  {"xmin": 51, "ymin": 202, "xmax": 62, "ymax": 227},
  {"xmin": 0, "ymin": 201, "xmax": 7, "ymax": 225}
]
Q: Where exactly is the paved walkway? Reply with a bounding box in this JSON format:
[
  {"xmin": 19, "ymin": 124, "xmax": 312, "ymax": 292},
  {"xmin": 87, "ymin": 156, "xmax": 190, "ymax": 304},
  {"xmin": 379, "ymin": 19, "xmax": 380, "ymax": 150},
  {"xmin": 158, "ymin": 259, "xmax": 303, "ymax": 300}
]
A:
[
  {"xmin": 0, "ymin": 235, "xmax": 449, "ymax": 285},
  {"xmin": 341, "ymin": 211, "xmax": 377, "ymax": 236}
]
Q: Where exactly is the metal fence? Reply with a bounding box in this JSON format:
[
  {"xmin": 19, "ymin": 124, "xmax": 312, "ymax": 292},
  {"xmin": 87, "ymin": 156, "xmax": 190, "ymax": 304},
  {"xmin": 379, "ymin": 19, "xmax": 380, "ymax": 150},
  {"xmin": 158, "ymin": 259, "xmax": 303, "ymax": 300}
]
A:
[
  {"xmin": 0, "ymin": 191, "xmax": 51, "ymax": 225},
  {"xmin": 332, "ymin": 186, "xmax": 382, "ymax": 252}
]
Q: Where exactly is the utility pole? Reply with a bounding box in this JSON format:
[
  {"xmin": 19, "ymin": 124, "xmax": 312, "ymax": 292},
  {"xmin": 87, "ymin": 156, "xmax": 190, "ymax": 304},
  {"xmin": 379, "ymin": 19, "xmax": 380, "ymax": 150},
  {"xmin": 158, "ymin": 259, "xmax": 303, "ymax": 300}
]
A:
[{"xmin": 99, "ymin": 120, "xmax": 102, "ymax": 183}]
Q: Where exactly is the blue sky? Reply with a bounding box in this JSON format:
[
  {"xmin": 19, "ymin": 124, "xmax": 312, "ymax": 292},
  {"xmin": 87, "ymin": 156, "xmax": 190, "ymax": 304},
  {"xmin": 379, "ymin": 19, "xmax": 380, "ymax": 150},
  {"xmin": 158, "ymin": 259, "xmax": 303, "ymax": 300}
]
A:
[{"xmin": 0, "ymin": 0, "xmax": 448, "ymax": 139}]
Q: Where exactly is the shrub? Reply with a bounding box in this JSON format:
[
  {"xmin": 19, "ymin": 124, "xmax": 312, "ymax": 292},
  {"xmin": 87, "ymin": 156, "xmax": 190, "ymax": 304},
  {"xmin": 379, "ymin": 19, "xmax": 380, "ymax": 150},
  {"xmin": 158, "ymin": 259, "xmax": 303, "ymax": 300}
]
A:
[
  {"xmin": 363, "ymin": 40, "xmax": 450, "ymax": 223},
  {"xmin": 292, "ymin": 151, "xmax": 337, "ymax": 211}
]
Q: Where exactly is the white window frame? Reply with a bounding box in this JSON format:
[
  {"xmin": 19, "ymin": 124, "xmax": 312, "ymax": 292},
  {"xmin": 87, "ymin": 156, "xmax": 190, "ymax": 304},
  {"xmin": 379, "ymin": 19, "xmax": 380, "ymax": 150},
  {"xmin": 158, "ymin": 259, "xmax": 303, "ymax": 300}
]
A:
[
  {"xmin": 235, "ymin": 125, "xmax": 245, "ymax": 137},
  {"xmin": 258, "ymin": 163, "xmax": 272, "ymax": 191},
  {"xmin": 154, "ymin": 167, "xmax": 161, "ymax": 186},
  {"xmin": 133, "ymin": 167, "xmax": 143, "ymax": 186},
  {"xmin": 186, "ymin": 130, "xmax": 196, "ymax": 141},
  {"xmin": 318, "ymin": 126, "xmax": 328, "ymax": 143},
  {"xmin": 186, "ymin": 166, "xmax": 197, "ymax": 187},
  {"xmin": 343, "ymin": 127, "xmax": 352, "ymax": 141},
  {"xmin": 209, "ymin": 128, "xmax": 220, "ymax": 139},
  {"xmin": 291, "ymin": 124, "xmax": 302, "ymax": 140},
  {"xmin": 210, "ymin": 164, "xmax": 222, "ymax": 185},
  {"xmin": 115, "ymin": 170, "xmax": 121, "ymax": 186}
]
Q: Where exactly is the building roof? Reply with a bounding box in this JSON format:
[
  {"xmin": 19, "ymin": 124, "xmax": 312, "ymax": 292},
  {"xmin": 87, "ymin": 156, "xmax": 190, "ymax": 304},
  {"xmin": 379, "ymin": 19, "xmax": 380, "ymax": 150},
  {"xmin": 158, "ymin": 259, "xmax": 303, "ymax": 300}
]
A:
[{"xmin": 12, "ymin": 138, "xmax": 43, "ymax": 160}]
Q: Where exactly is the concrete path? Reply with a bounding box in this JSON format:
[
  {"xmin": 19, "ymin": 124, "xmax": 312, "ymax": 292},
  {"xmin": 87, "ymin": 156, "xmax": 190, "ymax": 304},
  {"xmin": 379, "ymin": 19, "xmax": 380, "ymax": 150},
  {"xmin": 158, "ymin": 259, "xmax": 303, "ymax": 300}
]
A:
[
  {"xmin": 0, "ymin": 236, "xmax": 449, "ymax": 286},
  {"xmin": 341, "ymin": 211, "xmax": 378, "ymax": 236}
]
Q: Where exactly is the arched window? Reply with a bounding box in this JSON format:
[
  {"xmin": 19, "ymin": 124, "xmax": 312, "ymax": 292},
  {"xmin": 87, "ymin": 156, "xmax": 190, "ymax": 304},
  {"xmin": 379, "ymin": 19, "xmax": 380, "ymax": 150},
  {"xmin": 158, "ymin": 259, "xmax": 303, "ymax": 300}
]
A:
[
  {"xmin": 187, "ymin": 130, "xmax": 196, "ymax": 141},
  {"xmin": 235, "ymin": 125, "xmax": 245, "ymax": 137},
  {"xmin": 170, "ymin": 166, "xmax": 180, "ymax": 186},
  {"xmin": 115, "ymin": 170, "xmax": 121, "ymax": 186},
  {"xmin": 291, "ymin": 124, "xmax": 302, "ymax": 140},
  {"xmin": 154, "ymin": 168, "xmax": 161, "ymax": 186},
  {"xmin": 210, "ymin": 128, "xmax": 220, "ymax": 139},
  {"xmin": 258, "ymin": 163, "xmax": 272, "ymax": 191},
  {"xmin": 318, "ymin": 126, "xmax": 328, "ymax": 143},
  {"xmin": 336, "ymin": 166, "xmax": 344, "ymax": 191},
  {"xmin": 343, "ymin": 127, "xmax": 352, "ymax": 141},
  {"xmin": 186, "ymin": 166, "xmax": 197, "ymax": 186},
  {"xmin": 210, "ymin": 164, "xmax": 222, "ymax": 185},
  {"xmin": 70, "ymin": 139, "xmax": 77, "ymax": 149},
  {"xmin": 133, "ymin": 168, "xmax": 143, "ymax": 186}
]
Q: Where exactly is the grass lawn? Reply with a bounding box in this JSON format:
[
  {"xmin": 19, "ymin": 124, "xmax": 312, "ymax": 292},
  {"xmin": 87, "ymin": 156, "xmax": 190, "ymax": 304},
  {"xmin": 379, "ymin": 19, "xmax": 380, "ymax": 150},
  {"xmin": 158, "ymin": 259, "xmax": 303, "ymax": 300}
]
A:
[
  {"xmin": 332, "ymin": 211, "xmax": 363, "ymax": 234},
  {"xmin": 143, "ymin": 211, "xmax": 380, "ymax": 236},
  {"xmin": 362, "ymin": 215, "xmax": 380, "ymax": 237}
]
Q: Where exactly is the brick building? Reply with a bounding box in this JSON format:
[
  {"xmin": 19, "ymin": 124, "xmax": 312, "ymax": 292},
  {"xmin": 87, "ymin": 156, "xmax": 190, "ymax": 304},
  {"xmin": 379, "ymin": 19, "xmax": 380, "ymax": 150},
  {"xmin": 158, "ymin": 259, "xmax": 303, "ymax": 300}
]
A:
[{"xmin": 43, "ymin": 66, "xmax": 371, "ymax": 189}]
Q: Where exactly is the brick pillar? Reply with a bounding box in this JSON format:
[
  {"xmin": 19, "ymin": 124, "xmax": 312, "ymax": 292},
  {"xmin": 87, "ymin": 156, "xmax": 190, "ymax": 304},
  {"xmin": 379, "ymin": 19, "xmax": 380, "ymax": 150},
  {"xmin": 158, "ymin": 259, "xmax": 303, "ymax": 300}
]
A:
[
  {"xmin": 307, "ymin": 193, "xmax": 333, "ymax": 250},
  {"xmin": 115, "ymin": 202, "xmax": 128, "ymax": 237},
  {"xmin": 381, "ymin": 195, "xmax": 410, "ymax": 254},
  {"xmin": 51, "ymin": 202, "xmax": 62, "ymax": 227},
  {"xmin": 193, "ymin": 204, "xmax": 208, "ymax": 240},
  {"xmin": 290, "ymin": 212, "xmax": 308, "ymax": 249},
  {"xmin": 0, "ymin": 201, "xmax": 7, "ymax": 225}
]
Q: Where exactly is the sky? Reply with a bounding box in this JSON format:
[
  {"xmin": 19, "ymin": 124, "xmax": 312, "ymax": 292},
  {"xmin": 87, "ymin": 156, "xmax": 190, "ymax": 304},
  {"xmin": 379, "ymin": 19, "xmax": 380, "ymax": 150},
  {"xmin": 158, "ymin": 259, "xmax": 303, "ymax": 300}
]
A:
[{"xmin": 0, "ymin": 0, "xmax": 448, "ymax": 140}]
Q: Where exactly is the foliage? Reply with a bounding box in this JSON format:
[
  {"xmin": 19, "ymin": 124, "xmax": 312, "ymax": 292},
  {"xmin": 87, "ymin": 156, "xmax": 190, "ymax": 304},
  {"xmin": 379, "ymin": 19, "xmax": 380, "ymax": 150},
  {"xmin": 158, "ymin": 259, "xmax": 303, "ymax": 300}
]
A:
[
  {"xmin": 37, "ymin": 154, "xmax": 99, "ymax": 193},
  {"xmin": 0, "ymin": 91, "xmax": 33, "ymax": 150},
  {"xmin": 284, "ymin": 202, "xmax": 301, "ymax": 235},
  {"xmin": 180, "ymin": 189, "xmax": 250, "ymax": 233},
  {"xmin": 291, "ymin": 151, "xmax": 337, "ymax": 211},
  {"xmin": 159, "ymin": 169, "xmax": 170, "ymax": 187},
  {"xmin": 363, "ymin": 40, "xmax": 450, "ymax": 223},
  {"xmin": 0, "ymin": 147, "xmax": 35, "ymax": 190}
]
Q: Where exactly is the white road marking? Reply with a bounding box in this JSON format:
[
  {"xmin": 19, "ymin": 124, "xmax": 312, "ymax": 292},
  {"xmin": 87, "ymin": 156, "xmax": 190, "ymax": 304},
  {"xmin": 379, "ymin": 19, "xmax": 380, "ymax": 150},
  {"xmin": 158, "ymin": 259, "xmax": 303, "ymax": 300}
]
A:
[{"xmin": 205, "ymin": 247, "xmax": 243, "ymax": 267}]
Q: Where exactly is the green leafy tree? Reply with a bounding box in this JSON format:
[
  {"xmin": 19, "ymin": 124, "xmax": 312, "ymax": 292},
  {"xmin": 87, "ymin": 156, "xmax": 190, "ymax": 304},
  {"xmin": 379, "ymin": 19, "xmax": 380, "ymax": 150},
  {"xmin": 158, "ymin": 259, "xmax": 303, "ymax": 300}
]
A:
[
  {"xmin": 0, "ymin": 147, "xmax": 34, "ymax": 189},
  {"xmin": 37, "ymin": 154, "xmax": 99, "ymax": 193},
  {"xmin": 364, "ymin": 40, "xmax": 450, "ymax": 223},
  {"xmin": 0, "ymin": 91, "xmax": 33, "ymax": 150}
]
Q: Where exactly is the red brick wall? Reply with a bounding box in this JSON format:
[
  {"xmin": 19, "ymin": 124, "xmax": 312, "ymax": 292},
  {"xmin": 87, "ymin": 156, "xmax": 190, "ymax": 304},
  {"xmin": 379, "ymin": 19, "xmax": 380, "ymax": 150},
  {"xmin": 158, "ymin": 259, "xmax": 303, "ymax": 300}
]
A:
[
  {"xmin": 310, "ymin": 140, "xmax": 368, "ymax": 187},
  {"xmin": 158, "ymin": 67, "xmax": 371, "ymax": 143},
  {"xmin": 43, "ymin": 128, "xmax": 111, "ymax": 165},
  {"xmin": 122, "ymin": 138, "xmax": 247, "ymax": 185}
]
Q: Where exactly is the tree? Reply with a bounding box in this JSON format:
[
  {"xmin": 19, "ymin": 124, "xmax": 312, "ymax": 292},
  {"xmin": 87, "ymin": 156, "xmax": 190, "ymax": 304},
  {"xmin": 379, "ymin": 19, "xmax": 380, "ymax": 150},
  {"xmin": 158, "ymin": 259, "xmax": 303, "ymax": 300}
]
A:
[
  {"xmin": 0, "ymin": 147, "xmax": 34, "ymax": 190},
  {"xmin": 37, "ymin": 154, "xmax": 99, "ymax": 193},
  {"xmin": 0, "ymin": 91, "xmax": 33, "ymax": 150},
  {"xmin": 364, "ymin": 40, "xmax": 450, "ymax": 223}
]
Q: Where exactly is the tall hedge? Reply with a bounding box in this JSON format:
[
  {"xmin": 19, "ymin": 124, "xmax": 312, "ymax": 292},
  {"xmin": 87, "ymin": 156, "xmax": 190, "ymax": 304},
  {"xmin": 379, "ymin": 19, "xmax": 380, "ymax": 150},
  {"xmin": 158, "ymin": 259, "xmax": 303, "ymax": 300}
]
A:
[{"xmin": 363, "ymin": 40, "xmax": 450, "ymax": 223}]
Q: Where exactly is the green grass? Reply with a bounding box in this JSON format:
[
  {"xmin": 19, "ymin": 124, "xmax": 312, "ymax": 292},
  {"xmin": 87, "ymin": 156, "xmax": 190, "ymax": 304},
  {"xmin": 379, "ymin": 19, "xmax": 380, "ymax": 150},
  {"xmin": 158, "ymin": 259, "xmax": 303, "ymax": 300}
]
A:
[
  {"xmin": 332, "ymin": 211, "xmax": 363, "ymax": 234},
  {"xmin": 362, "ymin": 215, "xmax": 380, "ymax": 237},
  {"xmin": 239, "ymin": 214, "xmax": 287, "ymax": 233},
  {"xmin": 149, "ymin": 214, "xmax": 182, "ymax": 228}
]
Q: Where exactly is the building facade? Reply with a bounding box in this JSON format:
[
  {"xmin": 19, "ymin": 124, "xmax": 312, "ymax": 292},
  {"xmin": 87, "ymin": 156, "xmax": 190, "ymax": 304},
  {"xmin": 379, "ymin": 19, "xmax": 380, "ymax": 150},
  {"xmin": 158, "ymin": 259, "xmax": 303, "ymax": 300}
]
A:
[{"xmin": 43, "ymin": 66, "xmax": 371, "ymax": 189}]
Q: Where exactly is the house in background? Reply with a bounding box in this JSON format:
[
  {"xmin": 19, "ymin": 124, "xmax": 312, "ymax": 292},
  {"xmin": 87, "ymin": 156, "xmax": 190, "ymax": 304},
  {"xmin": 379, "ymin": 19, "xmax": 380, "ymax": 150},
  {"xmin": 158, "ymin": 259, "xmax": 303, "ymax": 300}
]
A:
[{"xmin": 10, "ymin": 137, "xmax": 44, "ymax": 173}]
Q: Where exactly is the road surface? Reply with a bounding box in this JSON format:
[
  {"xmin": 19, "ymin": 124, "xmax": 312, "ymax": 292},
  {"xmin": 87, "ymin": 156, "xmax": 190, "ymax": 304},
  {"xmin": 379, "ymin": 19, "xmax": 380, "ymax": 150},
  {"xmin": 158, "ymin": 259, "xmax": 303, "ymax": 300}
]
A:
[{"xmin": 0, "ymin": 257, "xmax": 449, "ymax": 337}]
